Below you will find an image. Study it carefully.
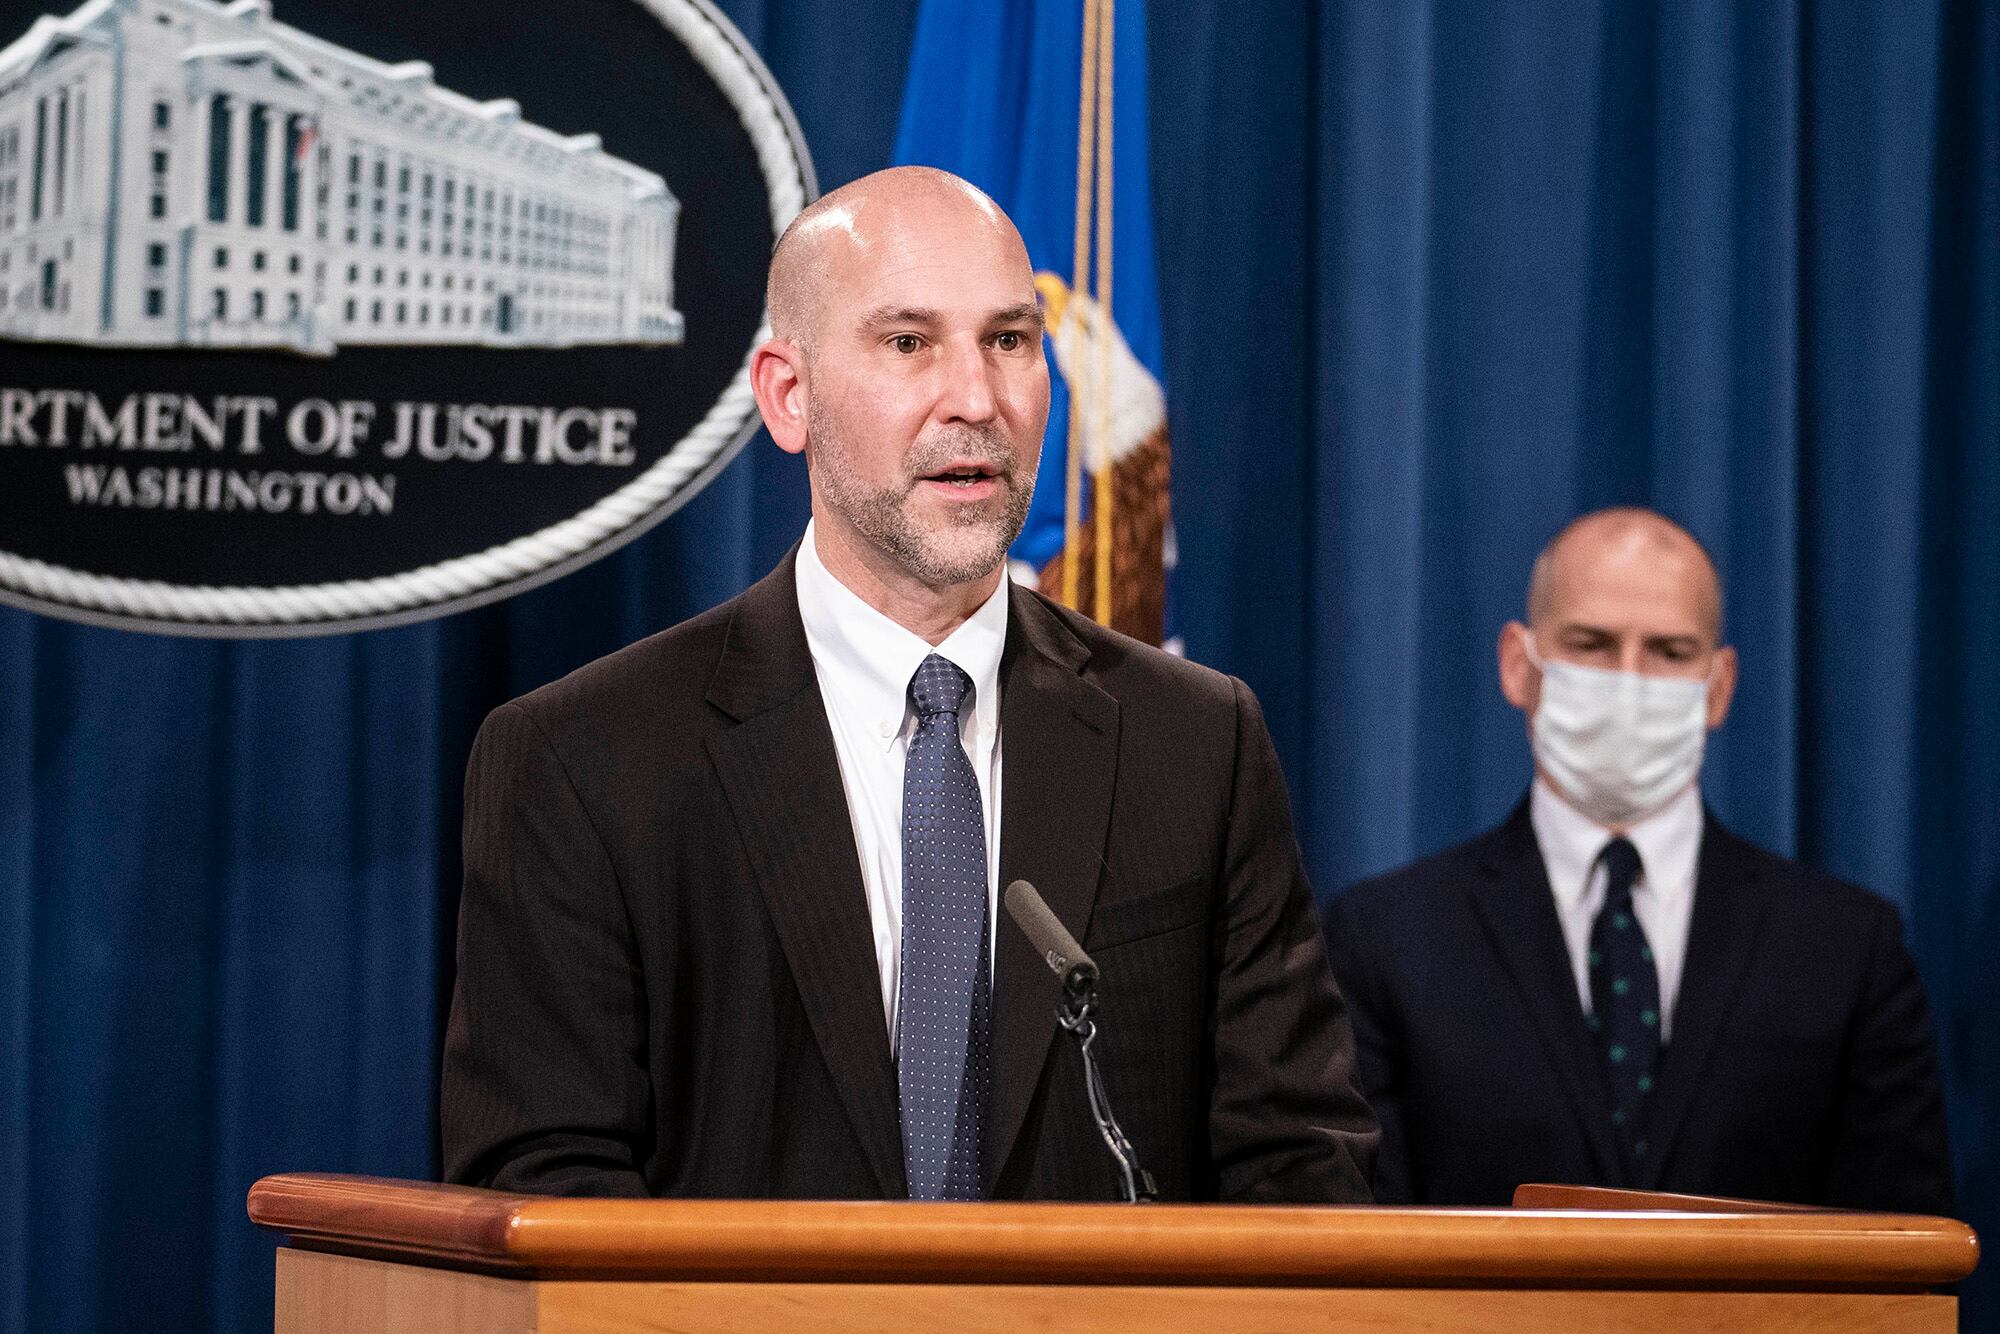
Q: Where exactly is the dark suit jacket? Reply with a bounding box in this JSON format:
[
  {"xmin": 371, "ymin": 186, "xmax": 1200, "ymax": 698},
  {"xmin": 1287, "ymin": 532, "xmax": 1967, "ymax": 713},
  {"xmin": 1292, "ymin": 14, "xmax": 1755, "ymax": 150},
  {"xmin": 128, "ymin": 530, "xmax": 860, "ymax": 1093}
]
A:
[
  {"xmin": 441, "ymin": 554, "xmax": 1377, "ymax": 1202},
  {"xmin": 1323, "ymin": 800, "xmax": 1954, "ymax": 1213}
]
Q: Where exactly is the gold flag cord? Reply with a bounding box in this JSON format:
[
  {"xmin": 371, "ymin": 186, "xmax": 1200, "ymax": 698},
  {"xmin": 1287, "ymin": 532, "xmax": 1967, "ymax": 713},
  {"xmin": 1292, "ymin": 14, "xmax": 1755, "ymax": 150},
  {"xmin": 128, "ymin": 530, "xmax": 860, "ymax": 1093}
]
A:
[
  {"xmin": 1061, "ymin": 0, "xmax": 1100, "ymax": 612},
  {"xmin": 1090, "ymin": 0, "xmax": 1115, "ymax": 626}
]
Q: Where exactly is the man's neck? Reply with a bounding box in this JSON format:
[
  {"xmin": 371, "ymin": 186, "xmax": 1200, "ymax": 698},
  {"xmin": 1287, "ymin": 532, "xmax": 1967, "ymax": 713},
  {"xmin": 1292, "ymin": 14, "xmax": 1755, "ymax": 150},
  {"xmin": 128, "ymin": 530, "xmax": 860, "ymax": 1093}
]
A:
[{"xmin": 810, "ymin": 519, "xmax": 1002, "ymax": 647}]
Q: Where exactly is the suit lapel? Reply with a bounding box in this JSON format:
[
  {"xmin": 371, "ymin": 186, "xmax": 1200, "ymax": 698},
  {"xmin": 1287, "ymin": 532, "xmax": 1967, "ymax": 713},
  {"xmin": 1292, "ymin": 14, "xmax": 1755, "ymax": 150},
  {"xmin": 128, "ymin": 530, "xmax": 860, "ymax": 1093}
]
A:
[
  {"xmin": 703, "ymin": 554, "xmax": 906, "ymax": 1197},
  {"xmin": 1466, "ymin": 803, "xmax": 1625, "ymax": 1185},
  {"xmin": 1638, "ymin": 814, "xmax": 1769, "ymax": 1188},
  {"xmin": 984, "ymin": 585, "xmax": 1119, "ymax": 1194}
]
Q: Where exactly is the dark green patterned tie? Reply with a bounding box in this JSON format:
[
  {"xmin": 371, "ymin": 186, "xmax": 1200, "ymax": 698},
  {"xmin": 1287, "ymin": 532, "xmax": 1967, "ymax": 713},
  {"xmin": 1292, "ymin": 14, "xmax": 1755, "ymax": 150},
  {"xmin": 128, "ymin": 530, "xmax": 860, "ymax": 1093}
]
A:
[{"xmin": 1587, "ymin": 836, "xmax": 1660, "ymax": 1179}]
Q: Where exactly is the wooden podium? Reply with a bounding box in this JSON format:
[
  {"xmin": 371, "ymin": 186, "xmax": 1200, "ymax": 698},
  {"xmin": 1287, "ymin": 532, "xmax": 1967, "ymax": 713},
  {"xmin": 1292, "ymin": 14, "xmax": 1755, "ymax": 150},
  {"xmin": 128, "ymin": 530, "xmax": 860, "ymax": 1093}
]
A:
[{"xmin": 248, "ymin": 1173, "xmax": 1977, "ymax": 1332}]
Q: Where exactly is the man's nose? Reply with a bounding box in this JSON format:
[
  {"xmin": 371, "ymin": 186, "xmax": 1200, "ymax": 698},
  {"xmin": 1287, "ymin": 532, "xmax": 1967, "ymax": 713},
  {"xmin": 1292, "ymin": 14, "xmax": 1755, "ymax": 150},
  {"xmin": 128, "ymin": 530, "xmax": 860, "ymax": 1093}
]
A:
[{"xmin": 937, "ymin": 339, "xmax": 998, "ymax": 423}]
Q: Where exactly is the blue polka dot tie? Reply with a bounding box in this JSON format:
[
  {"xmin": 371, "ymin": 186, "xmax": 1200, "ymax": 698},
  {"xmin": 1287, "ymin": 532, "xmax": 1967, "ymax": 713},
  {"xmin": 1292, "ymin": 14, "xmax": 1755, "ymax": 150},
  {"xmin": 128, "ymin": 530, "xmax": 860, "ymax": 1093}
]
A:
[
  {"xmin": 1587, "ymin": 836, "xmax": 1661, "ymax": 1179},
  {"xmin": 897, "ymin": 654, "xmax": 989, "ymax": 1200}
]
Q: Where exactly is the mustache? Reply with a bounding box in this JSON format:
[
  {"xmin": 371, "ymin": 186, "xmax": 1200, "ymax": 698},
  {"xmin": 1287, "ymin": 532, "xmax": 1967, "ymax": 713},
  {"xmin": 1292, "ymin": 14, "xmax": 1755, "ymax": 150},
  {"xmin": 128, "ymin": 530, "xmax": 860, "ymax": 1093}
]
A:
[{"xmin": 904, "ymin": 426, "xmax": 1020, "ymax": 482}]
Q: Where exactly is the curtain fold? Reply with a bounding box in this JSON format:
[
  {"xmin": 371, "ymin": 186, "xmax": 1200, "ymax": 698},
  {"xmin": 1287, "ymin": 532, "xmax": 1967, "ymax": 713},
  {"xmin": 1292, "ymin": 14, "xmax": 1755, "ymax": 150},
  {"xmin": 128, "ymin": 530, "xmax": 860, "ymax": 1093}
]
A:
[
  {"xmin": 1153, "ymin": 2, "xmax": 1996, "ymax": 1325},
  {"xmin": 2, "ymin": 2, "xmax": 1992, "ymax": 1330}
]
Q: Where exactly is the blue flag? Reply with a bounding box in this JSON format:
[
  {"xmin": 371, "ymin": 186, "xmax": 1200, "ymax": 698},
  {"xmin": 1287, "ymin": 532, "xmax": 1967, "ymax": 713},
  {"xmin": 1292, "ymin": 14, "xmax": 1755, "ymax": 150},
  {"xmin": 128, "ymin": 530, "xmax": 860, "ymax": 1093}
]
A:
[{"xmin": 894, "ymin": 0, "xmax": 1173, "ymax": 645}]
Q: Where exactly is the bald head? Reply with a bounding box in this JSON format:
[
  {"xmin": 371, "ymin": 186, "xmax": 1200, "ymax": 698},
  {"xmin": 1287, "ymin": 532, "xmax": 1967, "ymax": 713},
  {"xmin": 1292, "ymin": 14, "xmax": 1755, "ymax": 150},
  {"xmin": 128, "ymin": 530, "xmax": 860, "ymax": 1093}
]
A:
[
  {"xmin": 1528, "ymin": 507, "xmax": 1724, "ymax": 645},
  {"xmin": 766, "ymin": 166, "xmax": 1022, "ymax": 354},
  {"xmin": 1500, "ymin": 505, "xmax": 1740, "ymax": 756},
  {"xmin": 746, "ymin": 164, "xmax": 1050, "ymax": 628}
]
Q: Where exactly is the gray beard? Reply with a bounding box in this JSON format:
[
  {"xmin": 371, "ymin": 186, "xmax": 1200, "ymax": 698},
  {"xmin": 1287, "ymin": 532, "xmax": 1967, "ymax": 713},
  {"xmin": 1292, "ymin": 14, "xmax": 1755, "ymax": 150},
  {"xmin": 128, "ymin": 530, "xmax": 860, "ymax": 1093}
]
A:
[{"xmin": 810, "ymin": 411, "xmax": 1036, "ymax": 587}]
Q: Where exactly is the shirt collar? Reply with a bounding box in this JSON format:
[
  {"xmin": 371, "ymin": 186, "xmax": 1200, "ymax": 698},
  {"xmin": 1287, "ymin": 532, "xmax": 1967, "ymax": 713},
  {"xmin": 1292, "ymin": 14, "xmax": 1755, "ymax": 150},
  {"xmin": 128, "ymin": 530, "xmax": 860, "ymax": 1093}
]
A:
[
  {"xmin": 1530, "ymin": 775, "xmax": 1704, "ymax": 906},
  {"xmin": 795, "ymin": 521, "xmax": 1009, "ymax": 750}
]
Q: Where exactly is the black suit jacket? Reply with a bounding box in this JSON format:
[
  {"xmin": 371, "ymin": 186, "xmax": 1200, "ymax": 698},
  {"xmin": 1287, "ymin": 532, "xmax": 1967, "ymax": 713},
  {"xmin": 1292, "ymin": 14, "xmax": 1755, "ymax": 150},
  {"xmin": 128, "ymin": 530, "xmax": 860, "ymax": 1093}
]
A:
[
  {"xmin": 1323, "ymin": 800, "xmax": 1954, "ymax": 1213},
  {"xmin": 441, "ymin": 554, "xmax": 1376, "ymax": 1202}
]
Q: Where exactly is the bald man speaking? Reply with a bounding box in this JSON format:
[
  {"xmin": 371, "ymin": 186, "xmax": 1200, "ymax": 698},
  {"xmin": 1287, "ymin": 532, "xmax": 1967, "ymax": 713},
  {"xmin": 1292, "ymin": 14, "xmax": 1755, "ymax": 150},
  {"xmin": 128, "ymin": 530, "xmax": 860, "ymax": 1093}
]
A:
[
  {"xmin": 1324, "ymin": 508, "xmax": 1954, "ymax": 1211},
  {"xmin": 440, "ymin": 168, "xmax": 1377, "ymax": 1203}
]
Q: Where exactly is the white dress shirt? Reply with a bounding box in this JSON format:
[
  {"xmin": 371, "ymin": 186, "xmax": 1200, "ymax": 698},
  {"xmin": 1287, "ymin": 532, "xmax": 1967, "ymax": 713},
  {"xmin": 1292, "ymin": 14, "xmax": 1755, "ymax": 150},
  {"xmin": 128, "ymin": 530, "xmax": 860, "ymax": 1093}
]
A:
[
  {"xmin": 1530, "ymin": 777, "xmax": 1702, "ymax": 1043},
  {"xmin": 794, "ymin": 522, "xmax": 1007, "ymax": 1051}
]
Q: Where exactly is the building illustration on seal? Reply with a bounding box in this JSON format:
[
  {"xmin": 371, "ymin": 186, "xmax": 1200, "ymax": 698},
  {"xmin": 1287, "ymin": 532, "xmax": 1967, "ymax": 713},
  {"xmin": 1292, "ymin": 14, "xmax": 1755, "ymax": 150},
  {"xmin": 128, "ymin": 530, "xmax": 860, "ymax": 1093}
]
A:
[{"xmin": 0, "ymin": 0, "xmax": 683, "ymax": 353}]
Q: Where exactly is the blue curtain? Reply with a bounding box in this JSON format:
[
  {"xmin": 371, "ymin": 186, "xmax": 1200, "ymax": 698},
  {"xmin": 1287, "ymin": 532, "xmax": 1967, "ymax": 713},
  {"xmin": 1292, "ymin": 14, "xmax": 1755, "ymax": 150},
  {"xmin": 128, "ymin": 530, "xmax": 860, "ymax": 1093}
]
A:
[
  {"xmin": 2, "ymin": 3, "xmax": 1992, "ymax": 1331},
  {"xmin": 1152, "ymin": 0, "xmax": 1997, "ymax": 1320}
]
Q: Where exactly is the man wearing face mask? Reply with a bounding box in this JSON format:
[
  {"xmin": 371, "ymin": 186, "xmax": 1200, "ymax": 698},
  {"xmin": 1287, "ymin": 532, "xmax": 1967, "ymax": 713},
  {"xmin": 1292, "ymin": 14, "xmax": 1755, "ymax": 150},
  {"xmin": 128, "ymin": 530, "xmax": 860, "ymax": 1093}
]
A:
[{"xmin": 1322, "ymin": 507, "xmax": 1955, "ymax": 1212}]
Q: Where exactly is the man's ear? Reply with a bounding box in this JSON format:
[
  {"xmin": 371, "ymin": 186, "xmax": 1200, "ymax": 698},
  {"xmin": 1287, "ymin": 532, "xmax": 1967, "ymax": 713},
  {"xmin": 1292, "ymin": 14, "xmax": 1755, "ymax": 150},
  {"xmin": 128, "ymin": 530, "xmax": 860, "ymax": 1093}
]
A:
[
  {"xmin": 751, "ymin": 337, "xmax": 809, "ymax": 455},
  {"xmin": 1706, "ymin": 644, "xmax": 1739, "ymax": 730},
  {"xmin": 1498, "ymin": 620, "xmax": 1538, "ymax": 714}
]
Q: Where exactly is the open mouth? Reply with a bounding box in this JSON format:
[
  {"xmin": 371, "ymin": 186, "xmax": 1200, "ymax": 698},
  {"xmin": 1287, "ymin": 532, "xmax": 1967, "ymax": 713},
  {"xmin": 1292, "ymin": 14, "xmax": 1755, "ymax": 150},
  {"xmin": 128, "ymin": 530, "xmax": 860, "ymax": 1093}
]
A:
[{"xmin": 922, "ymin": 464, "xmax": 1002, "ymax": 488}]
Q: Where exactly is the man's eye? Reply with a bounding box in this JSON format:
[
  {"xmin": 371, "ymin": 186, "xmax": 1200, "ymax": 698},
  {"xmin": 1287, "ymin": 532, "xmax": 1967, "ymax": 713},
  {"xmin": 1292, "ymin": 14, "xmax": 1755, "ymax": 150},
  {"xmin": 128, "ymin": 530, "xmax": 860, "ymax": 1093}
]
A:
[
  {"xmin": 892, "ymin": 334, "xmax": 922, "ymax": 354},
  {"xmin": 994, "ymin": 331, "xmax": 1023, "ymax": 351}
]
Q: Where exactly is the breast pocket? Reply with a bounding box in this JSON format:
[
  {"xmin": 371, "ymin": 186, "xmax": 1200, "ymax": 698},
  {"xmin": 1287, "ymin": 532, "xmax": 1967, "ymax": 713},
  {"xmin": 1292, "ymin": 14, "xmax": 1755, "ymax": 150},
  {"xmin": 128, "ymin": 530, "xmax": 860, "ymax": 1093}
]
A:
[{"xmin": 1085, "ymin": 874, "xmax": 1210, "ymax": 952}]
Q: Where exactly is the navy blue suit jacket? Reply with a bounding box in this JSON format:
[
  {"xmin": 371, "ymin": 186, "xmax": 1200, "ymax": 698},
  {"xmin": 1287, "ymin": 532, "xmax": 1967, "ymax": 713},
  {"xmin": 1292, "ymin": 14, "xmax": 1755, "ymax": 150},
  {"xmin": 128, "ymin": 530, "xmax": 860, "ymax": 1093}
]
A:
[{"xmin": 1323, "ymin": 800, "xmax": 1954, "ymax": 1213}]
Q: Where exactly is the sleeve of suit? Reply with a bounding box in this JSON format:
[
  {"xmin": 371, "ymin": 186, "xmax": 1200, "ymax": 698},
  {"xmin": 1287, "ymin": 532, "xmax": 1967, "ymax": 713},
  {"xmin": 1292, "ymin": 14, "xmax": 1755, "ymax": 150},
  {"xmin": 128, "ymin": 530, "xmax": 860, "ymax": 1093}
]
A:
[
  {"xmin": 1823, "ymin": 898, "xmax": 1957, "ymax": 1215},
  {"xmin": 1204, "ymin": 677, "xmax": 1380, "ymax": 1203},
  {"xmin": 1319, "ymin": 891, "xmax": 1413, "ymax": 1204},
  {"xmin": 439, "ymin": 701, "xmax": 653, "ymax": 1197}
]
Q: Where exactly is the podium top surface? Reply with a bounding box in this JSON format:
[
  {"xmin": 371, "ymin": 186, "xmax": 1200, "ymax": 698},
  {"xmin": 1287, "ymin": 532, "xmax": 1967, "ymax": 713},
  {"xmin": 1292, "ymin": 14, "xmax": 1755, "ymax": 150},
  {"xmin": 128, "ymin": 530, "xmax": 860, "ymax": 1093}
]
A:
[{"xmin": 246, "ymin": 1174, "xmax": 1980, "ymax": 1288}]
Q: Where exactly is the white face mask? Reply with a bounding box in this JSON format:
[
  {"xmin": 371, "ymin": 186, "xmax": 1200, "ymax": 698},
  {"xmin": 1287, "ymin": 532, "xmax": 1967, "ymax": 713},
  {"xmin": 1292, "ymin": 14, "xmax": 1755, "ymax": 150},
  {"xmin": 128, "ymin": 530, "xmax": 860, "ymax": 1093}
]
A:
[{"xmin": 1524, "ymin": 633, "xmax": 1712, "ymax": 828}]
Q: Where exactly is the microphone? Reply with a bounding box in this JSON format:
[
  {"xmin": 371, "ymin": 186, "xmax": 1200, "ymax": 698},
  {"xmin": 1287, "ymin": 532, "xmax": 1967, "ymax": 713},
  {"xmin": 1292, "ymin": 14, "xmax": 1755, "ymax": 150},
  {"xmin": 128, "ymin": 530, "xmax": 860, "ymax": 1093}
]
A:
[
  {"xmin": 1004, "ymin": 878, "xmax": 1099, "ymax": 1002},
  {"xmin": 1004, "ymin": 879, "xmax": 1157, "ymax": 1203}
]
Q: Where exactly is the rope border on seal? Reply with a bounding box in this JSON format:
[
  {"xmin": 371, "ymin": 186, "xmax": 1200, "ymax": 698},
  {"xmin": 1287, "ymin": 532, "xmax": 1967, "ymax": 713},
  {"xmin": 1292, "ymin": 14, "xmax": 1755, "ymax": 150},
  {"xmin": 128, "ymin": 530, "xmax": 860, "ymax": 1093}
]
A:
[{"xmin": 0, "ymin": 0, "xmax": 809, "ymax": 632}]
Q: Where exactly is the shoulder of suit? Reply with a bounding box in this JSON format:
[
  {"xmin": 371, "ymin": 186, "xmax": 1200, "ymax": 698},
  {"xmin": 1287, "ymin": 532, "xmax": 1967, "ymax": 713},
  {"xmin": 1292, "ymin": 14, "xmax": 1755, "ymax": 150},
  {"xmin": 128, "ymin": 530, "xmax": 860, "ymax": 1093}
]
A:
[
  {"xmin": 1328, "ymin": 810, "xmax": 1906, "ymax": 933},
  {"xmin": 488, "ymin": 594, "xmax": 740, "ymax": 737},
  {"xmin": 1017, "ymin": 582, "xmax": 1238, "ymax": 707},
  {"xmin": 1330, "ymin": 821, "xmax": 1503, "ymax": 923},
  {"xmin": 1699, "ymin": 815, "xmax": 1906, "ymax": 931}
]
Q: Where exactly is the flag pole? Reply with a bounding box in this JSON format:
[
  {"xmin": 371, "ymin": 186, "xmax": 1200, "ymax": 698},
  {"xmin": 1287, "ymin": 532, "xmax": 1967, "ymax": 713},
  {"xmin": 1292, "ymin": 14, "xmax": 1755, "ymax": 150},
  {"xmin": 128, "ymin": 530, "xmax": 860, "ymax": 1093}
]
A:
[
  {"xmin": 1062, "ymin": 0, "xmax": 1101, "ymax": 613},
  {"xmin": 1091, "ymin": 0, "xmax": 1115, "ymax": 626}
]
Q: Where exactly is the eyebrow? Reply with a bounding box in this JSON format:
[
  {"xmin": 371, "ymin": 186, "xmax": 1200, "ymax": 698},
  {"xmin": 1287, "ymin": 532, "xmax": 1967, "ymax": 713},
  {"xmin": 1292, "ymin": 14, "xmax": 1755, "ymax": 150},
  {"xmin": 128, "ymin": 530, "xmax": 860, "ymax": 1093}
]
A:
[
  {"xmin": 858, "ymin": 306, "xmax": 940, "ymax": 334},
  {"xmin": 991, "ymin": 302, "xmax": 1047, "ymax": 332},
  {"xmin": 1557, "ymin": 623, "xmax": 1709, "ymax": 650},
  {"xmin": 855, "ymin": 303, "xmax": 1047, "ymax": 335}
]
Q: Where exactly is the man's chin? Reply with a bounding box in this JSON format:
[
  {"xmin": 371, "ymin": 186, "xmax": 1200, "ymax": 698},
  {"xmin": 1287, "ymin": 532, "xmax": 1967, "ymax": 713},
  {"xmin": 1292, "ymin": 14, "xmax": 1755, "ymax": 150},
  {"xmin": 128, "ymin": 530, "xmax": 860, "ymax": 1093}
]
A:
[
  {"xmin": 918, "ymin": 539, "xmax": 1012, "ymax": 586},
  {"xmin": 892, "ymin": 520, "xmax": 1015, "ymax": 587}
]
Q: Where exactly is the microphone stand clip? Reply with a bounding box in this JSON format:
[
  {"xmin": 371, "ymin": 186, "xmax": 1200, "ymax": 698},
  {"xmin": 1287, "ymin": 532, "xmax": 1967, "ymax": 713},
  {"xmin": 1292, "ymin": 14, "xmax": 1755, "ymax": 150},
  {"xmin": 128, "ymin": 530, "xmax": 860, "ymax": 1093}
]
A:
[{"xmin": 1054, "ymin": 974, "xmax": 1157, "ymax": 1204}]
